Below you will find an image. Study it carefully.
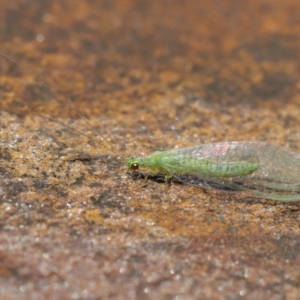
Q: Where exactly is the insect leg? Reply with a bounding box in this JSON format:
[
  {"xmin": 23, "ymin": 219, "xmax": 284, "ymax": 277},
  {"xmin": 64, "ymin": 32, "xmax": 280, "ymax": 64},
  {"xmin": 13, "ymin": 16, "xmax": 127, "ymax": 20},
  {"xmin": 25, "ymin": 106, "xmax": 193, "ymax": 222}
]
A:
[
  {"xmin": 164, "ymin": 174, "xmax": 172, "ymax": 189},
  {"xmin": 141, "ymin": 170, "xmax": 158, "ymax": 187}
]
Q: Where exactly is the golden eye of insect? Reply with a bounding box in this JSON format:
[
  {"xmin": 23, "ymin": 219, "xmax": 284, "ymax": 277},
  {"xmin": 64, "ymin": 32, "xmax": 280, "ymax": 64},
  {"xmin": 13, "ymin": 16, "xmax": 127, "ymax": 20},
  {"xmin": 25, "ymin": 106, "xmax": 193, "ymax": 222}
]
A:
[{"xmin": 131, "ymin": 163, "xmax": 139, "ymax": 170}]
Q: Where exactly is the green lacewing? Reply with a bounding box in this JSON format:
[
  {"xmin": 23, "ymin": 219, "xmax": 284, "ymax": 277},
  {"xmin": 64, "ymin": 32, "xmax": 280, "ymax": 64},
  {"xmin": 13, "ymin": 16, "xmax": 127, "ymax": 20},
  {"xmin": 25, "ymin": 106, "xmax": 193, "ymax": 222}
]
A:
[
  {"xmin": 127, "ymin": 141, "xmax": 300, "ymax": 202},
  {"xmin": 1, "ymin": 52, "xmax": 300, "ymax": 202}
]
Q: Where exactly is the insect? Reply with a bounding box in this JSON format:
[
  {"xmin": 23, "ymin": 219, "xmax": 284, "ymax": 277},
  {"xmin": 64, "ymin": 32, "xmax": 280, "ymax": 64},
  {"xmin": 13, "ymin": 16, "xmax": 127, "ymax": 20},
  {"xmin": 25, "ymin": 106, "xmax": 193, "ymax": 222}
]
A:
[
  {"xmin": 1, "ymin": 52, "xmax": 300, "ymax": 202},
  {"xmin": 128, "ymin": 141, "xmax": 300, "ymax": 202}
]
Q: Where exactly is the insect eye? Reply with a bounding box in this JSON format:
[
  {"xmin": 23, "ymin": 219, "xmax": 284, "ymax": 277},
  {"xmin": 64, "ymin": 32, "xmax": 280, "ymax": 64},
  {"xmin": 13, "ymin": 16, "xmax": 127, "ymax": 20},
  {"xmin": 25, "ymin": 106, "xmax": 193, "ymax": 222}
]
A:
[{"xmin": 131, "ymin": 163, "xmax": 139, "ymax": 170}]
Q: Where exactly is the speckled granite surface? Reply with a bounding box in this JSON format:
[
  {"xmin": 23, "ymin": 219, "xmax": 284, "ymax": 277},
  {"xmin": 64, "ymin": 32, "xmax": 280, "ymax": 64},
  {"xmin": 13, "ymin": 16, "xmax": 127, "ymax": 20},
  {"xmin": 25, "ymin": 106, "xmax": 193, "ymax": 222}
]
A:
[{"xmin": 0, "ymin": 0, "xmax": 300, "ymax": 299}]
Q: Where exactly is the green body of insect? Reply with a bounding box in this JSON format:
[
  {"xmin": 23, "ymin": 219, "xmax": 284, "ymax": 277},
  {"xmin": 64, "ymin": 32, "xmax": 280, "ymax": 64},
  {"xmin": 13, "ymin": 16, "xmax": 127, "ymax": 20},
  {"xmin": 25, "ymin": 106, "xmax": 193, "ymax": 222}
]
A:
[
  {"xmin": 127, "ymin": 141, "xmax": 300, "ymax": 202},
  {"xmin": 127, "ymin": 150, "xmax": 258, "ymax": 179}
]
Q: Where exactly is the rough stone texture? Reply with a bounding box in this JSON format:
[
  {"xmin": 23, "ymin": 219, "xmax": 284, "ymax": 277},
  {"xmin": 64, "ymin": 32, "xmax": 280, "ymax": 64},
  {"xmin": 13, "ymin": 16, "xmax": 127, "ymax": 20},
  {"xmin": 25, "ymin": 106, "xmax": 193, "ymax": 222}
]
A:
[{"xmin": 0, "ymin": 0, "xmax": 300, "ymax": 299}]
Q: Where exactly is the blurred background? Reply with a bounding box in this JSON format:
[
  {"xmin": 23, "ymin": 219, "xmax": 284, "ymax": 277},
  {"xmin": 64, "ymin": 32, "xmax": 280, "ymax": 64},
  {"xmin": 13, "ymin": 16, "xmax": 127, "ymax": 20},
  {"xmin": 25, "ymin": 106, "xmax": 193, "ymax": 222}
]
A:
[{"xmin": 0, "ymin": 1, "xmax": 300, "ymax": 299}]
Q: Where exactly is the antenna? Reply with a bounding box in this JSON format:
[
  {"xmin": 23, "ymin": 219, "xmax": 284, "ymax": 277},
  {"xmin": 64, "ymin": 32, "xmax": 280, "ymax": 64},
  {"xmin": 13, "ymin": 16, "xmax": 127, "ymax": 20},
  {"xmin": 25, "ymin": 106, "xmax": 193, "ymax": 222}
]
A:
[{"xmin": 0, "ymin": 51, "xmax": 126, "ymax": 161}]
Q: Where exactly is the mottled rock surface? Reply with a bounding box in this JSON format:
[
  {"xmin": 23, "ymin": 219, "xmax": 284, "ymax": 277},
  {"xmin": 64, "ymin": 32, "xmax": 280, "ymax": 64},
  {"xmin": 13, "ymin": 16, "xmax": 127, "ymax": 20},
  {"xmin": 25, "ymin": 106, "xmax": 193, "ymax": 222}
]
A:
[{"xmin": 0, "ymin": 0, "xmax": 300, "ymax": 299}]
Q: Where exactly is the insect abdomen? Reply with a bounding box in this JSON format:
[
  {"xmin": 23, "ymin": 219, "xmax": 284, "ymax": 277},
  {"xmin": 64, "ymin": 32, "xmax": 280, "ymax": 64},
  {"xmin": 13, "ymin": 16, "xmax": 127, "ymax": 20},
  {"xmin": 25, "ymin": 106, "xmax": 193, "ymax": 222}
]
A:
[
  {"xmin": 198, "ymin": 159, "xmax": 259, "ymax": 177},
  {"xmin": 159, "ymin": 153, "xmax": 258, "ymax": 178}
]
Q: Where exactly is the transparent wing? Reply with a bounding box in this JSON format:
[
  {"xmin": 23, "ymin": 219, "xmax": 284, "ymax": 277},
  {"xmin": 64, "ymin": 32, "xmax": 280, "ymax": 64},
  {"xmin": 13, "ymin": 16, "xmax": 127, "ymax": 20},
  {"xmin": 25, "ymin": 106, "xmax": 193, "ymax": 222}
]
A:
[{"xmin": 168, "ymin": 142, "xmax": 300, "ymax": 202}]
